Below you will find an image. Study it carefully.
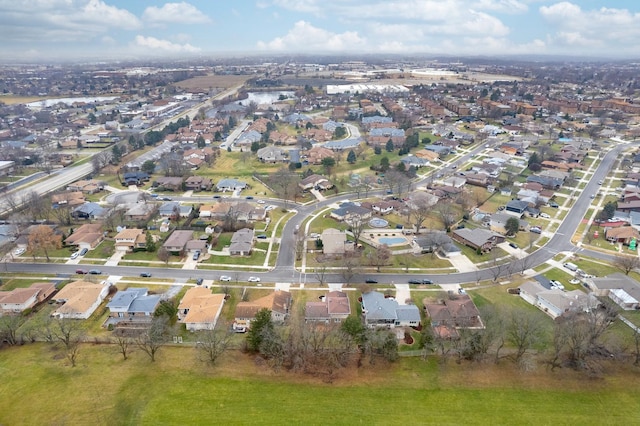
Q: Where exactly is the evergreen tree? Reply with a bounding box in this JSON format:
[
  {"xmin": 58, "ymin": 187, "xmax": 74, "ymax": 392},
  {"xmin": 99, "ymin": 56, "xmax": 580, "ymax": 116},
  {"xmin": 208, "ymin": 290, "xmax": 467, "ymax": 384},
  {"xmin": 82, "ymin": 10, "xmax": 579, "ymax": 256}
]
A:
[{"xmin": 347, "ymin": 149, "xmax": 357, "ymax": 164}]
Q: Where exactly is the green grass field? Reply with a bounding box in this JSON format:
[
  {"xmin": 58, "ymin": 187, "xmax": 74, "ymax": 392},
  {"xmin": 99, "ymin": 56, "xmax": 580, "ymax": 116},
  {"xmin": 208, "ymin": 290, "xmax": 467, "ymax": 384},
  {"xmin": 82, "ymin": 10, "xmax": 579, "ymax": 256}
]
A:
[{"xmin": 0, "ymin": 343, "xmax": 639, "ymax": 425}]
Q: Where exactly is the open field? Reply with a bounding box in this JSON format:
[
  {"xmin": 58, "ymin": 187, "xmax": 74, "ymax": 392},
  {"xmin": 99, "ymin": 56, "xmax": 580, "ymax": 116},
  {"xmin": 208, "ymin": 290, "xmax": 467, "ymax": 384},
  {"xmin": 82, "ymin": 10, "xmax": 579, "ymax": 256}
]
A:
[{"xmin": 0, "ymin": 343, "xmax": 639, "ymax": 425}]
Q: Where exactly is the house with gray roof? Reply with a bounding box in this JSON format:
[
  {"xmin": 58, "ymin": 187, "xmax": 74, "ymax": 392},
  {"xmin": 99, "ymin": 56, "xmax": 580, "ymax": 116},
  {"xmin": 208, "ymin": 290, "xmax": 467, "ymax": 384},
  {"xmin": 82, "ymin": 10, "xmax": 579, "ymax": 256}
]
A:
[
  {"xmin": 158, "ymin": 201, "xmax": 192, "ymax": 219},
  {"xmin": 361, "ymin": 291, "xmax": 420, "ymax": 329},
  {"xmin": 401, "ymin": 155, "xmax": 430, "ymax": 168},
  {"xmin": 163, "ymin": 230, "xmax": 194, "ymax": 253},
  {"xmin": 217, "ymin": 178, "xmax": 247, "ymax": 192},
  {"xmin": 330, "ymin": 202, "xmax": 372, "ymax": 222},
  {"xmin": 72, "ymin": 202, "xmax": 108, "ymax": 220},
  {"xmin": 452, "ymin": 228, "xmax": 505, "ymax": 252},
  {"xmin": 257, "ymin": 146, "xmax": 287, "ymax": 163},
  {"xmin": 105, "ymin": 287, "xmax": 161, "ymax": 325},
  {"xmin": 229, "ymin": 228, "xmax": 254, "ymax": 256},
  {"xmin": 590, "ymin": 273, "xmax": 640, "ymax": 310},
  {"xmin": 324, "ymin": 138, "xmax": 361, "ymax": 151}
]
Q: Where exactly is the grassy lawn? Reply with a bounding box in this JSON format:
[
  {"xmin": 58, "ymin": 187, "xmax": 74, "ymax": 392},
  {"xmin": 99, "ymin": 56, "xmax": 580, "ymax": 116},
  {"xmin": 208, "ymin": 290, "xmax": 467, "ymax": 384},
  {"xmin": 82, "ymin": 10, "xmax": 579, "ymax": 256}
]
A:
[
  {"xmin": 84, "ymin": 240, "xmax": 115, "ymax": 259},
  {"xmin": 1, "ymin": 344, "xmax": 640, "ymax": 425}
]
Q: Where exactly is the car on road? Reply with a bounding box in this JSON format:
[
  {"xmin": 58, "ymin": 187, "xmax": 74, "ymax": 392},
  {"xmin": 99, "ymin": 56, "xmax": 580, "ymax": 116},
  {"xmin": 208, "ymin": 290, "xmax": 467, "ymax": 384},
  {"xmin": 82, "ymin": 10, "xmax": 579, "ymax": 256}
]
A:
[
  {"xmin": 140, "ymin": 272, "xmax": 152, "ymax": 277},
  {"xmin": 70, "ymin": 251, "xmax": 80, "ymax": 259},
  {"xmin": 220, "ymin": 275, "xmax": 231, "ymax": 282},
  {"xmin": 213, "ymin": 195, "xmax": 221, "ymax": 199},
  {"xmin": 590, "ymin": 194, "xmax": 596, "ymax": 199},
  {"xmin": 509, "ymin": 242, "xmax": 518, "ymax": 249},
  {"xmin": 160, "ymin": 197, "xmax": 172, "ymax": 201},
  {"xmin": 79, "ymin": 248, "xmax": 88, "ymax": 256},
  {"xmin": 365, "ymin": 279, "xmax": 378, "ymax": 284},
  {"xmin": 88, "ymin": 269, "xmax": 102, "ymax": 275},
  {"xmin": 257, "ymin": 199, "xmax": 265, "ymax": 204},
  {"xmin": 248, "ymin": 276, "xmax": 260, "ymax": 282},
  {"xmin": 245, "ymin": 196, "xmax": 254, "ymax": 200},
  {"xmin": 13, "ymin": 248, "xmax": 26, "ymax": 256},
  {"xmin": 421, "ymin": 279, "xmax": 433, "ymax": 285},
  {"xmin": 75, "ymin": 269, "xmax": 87, "ymax": 274},
  {"xmin": 408, "ymin": 279, "xmax": 422, "ymax": 284},
  {"xmin": 598, "ymin": 180, "xmax": 603, "ymax": 185}
]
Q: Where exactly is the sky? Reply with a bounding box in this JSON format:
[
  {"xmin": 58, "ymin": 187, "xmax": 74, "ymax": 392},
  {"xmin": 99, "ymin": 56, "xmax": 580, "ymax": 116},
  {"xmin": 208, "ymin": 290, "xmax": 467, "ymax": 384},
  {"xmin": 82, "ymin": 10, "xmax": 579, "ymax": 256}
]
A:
[{"xmin": 1, "ymin": 1, "xmax": 640, "ymax": 62}]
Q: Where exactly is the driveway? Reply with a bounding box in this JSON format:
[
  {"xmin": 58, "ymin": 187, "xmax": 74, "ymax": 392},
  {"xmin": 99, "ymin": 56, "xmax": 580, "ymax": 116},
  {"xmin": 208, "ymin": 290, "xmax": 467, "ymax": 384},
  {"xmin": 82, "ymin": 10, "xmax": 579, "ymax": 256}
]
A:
[
  {"xmin": 448, "ymin": 254, "xmax": 478, "ymax": 273},
  {"xmin": 104, "ymin": 250, "xmax": 126, "ymax": 266},
  {"xmin": 394, "ymin": 283, "xmax": 411, "ymax": 305}
]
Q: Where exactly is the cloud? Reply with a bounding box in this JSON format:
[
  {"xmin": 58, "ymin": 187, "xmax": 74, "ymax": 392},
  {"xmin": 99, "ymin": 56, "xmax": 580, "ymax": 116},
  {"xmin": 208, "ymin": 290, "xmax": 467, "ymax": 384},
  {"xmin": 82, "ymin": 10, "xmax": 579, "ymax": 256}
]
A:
[
  {"xmin": 0, "ymin": 0, "xmax": 141, "ymax": 43},
  {"xmin": 272, "ymin": 0, "xmax": 322, "ymax": 14},
  {"xmin": 143, "ymin": 2, "xmax": 211, "ymax": 25},
  {"xmin": 133, "ymin": 35, "xmax": 201, "ymax": 53},
  {"xmin": 540, "ymin": 2, "xmax": 640, "ymax": 48},
  {"xmin": 257, "ymin": 20, "xmax": 366, "ymax": 51}
]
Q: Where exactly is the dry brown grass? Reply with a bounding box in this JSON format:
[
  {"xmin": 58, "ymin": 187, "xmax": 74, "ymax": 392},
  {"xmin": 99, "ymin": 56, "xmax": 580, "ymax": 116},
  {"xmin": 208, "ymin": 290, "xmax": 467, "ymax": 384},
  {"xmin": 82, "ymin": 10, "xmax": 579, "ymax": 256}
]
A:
[{"xmin": 174, "ymin": 74, "xmax": 250, "ymax": 91}]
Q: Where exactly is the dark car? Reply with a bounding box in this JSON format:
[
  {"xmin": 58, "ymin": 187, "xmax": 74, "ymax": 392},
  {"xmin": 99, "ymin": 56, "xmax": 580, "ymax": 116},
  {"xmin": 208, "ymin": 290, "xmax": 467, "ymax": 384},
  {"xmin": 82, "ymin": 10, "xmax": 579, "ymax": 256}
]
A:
[
  {"xmin": 79, "ymin": 248, "xmax": 88, "ymax": 256},
  {"xmin": 549, "ymin": 201, "xmax": 559, "ymax": 208},
  {"xmin": 246, "ymin": 196, "xmax": 254, "ymax": 200},
  {"xmin": 408, "ymin": 279, "xmax": 421, "ymax": 284},
  {"xmin": 421, "ymin": 279, "xmax": 433, "ymax": 285},
  {"xmin": 365, "ymin": 279, "xmax": 378, "ymax": 284},
  {"xmin": 256, "ymin": 234, "xmax": 268, "ymax": 239},
  {"xmin": 140, "ymin": 272, "xmax": 152, "ymax": 277},
  {"xmin": 509, "ymin": 242, "xmax": 518, "ymax": 249},
  {"xmin": 196, "ymin": 278, "xmax": 203, "ymax": 285},
  {"xmin": 75, "ymin": 269, "xmax": 87, "ymax": 274},
  {"xmin": 88, "ymin": 269, "xmax": 102, "ymax": 275}
]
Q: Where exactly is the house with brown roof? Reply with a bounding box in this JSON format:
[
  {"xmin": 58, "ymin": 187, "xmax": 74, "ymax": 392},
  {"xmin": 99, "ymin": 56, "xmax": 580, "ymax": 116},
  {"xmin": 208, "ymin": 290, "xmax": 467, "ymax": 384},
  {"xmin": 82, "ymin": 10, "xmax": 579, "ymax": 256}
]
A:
[
  {"xmin": 154, "ymin": 176, "xmax": 184, "ymax": 192},
  {"xmin": 184, "ymin": 176, "xmax": 213, "ymax": 191},
  {"xmin": 64, "ymin": 223, "xmax": 104, "ymax": 250},
  {"xmin": 452, "ymin": 228, "xmax": 504, "ymax": 252},
  {"xmin": 234, "ymin": 290, "xmax": 292, "ymax": 329},
  {"xmin": 424, "ymin": 295, "xmax": 484, "ymax": 330},
  {"xmin": 307, "ymin": 146, "xmax": 335, "ymax": 164},
  {"xmin": 67, "ymin": 179, "xmax": 104, "ymax": 194},
  {"xmin": 605, "ymin": 226, "xmax": 640, "ymax": 245},
  {"xmin": 162, "ymin": 230, "xmax": 194, "ymax": 253},
  {"xmin": 0, "ymin": 282, "xmax": 56, "ymax": 314},
  {"xmin": 299, "ymin": 174, "xmax": 333, "ymax": 191},
  {"xmin": 304, "ymin": 291, "xmax": 351, "ymax": 323},
  {"xmin": 178, "ymin": 287, "xmax": 226, "ymax": 331},
  {"xmin": 52, "ymin": 280, "xmax": 109, "ymax": 319},
  {"xmin": 51, "ymin": 191, "xmax": 85, "ymax": 207},
  {"xmin": 114, "ymin": 228, "xmax": 146, "ymax": 252}
]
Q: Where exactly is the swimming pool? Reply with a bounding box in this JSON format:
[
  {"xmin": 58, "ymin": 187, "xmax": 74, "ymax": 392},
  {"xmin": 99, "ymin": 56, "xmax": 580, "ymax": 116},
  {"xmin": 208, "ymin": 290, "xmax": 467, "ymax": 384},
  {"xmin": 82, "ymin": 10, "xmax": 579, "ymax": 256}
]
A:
[
  {"xmin": 379, "ymin": 237, "xmax": 408, "ymax": 246},
  {"xmin": 369, "ymin": 218, "xmax": 389, "ymax": 228}
]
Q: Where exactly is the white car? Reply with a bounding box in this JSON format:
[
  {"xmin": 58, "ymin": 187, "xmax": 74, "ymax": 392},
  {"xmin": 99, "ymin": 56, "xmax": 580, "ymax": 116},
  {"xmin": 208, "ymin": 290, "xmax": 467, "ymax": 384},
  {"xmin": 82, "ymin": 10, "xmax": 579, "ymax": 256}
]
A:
[
  {"xmin": 257, "ymin": 199, "xmax": 265, "ymax": 204},
  {"xmin": 13, "ymin": 248, "xmax": 25, "ymax": 256},
  {"xmin": 70, "ymin": 251, "xmax": 80, "ymax": 259},
  {"xmin": 220, "ymin": 275, "xmax": 231, "ymax": 282},
  {"xmin": 248, "ymin": 276, "xmax": 261, "ymax": 282},
  {"xmin": 540, "ymin": 213, "xmax": 551, "ymax": 219}
]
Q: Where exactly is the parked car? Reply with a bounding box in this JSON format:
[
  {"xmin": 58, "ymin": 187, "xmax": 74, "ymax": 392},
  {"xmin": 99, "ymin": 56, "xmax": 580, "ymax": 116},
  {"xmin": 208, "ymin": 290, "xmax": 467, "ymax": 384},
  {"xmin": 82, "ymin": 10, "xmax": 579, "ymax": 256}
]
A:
[
  {"xmin": 256, "ymin": 234, "xmax": 268, "ymax": 239},
  {"xmin": 70, "ymin": 251, "xmax": 80, "ymax": 259},
  {"xmin": 13, "ymin": 248, "xmax": 26, "ymax": 256},
  {"xmin": 530, "ymin": 227, "xmax": 542, "ymax": 234},
  {"xmin": 365, "ymin": 279, "xmax": 378, "ymax": 284},
  {"xmin": 79, "ymin": 248, "xmax": 88, "ymax": 256},
  {"xmin": 408, "ymin": 279, "xmax": 422, "ymax": 284},
  {"xmin": 509, "ymin": 242, "xmax": 518, "ymax": 249},
  {"xmin": 88, "ymin": 269, "xmax": 102, "ymax": 275},
  {"xmin": 192, "ymin": 251, "xmax": 200, "ymax": 260},
  {"xmin": 75, "ymin": 269, "xmax": 87, "ymax": 274},
  {"xmin": 160, "ymin": 197, "xmax": 172, "ymax": 201},
  {"xmin": 548, "ymin": 201, "xmax": 559, "ymax": 208},
  {"xmin": 550, "ymin": 280, "xmax": 565, "ymax": 290},
  {"xmin": 421, "ymin": 279, "xmax": 433, "ymax": 285},
  {"xmin": 196, "ymin": 278, "xmax": 203, "ymax": 285},
  {"xmin": 140, "ymin": 272, "xmax": 152, "ymax": 277},
  {"xmin": 220, "ymin": 275, "xmax": 231, "ymax": 282},
  {"xmin": 458, "ymin": 288, "xmax": 467, "ymax": 295},
  {"xmin": 248, "ymin": 276, "xmax": 260, "ymax": 282},
  {"xmin": 540, "ymin": 212, "xmax": 551, "ymax": 219}
]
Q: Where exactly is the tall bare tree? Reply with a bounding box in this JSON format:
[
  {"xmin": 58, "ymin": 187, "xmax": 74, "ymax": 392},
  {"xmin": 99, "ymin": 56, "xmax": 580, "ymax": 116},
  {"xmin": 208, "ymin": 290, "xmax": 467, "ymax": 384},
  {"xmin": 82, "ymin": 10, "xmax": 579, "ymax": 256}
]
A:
[
  {"xmin": 136, "ymin": 316, "xmax": 170, "ymax": 362},
  {"xmin": 613, "ymin": 254, "xmax": 640, "ymax": 275},
  {"xmin": 195, "ymin": 329, "xmax": 232, "ymax": 365},
  {"xmin": 27, "ymin": 225, "xmax": 62, "ymax": 262},
  {"xmin": 408, "ymin": 192, "xmax": 435, "ymax": 234},
  {"xmin": 506, "ymin": 308, "xmax": 544, "ymax": 364},
  {"xmin": 370, "ymin": 244, "xmax": 391, "ymax": 272},
  {"xmin": 348, "ymin": 213, "xmax": 367, "ymax": 246},
  {"xmin": 269, "ymin": 167, "xmax": 300, "ymax": 210}
]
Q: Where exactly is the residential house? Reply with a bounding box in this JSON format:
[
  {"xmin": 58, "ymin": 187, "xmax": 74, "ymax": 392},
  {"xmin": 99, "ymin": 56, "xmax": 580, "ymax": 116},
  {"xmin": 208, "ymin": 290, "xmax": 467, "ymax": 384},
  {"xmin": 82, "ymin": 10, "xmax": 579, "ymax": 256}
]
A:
[
  {"xmin": 490, "ymin": 212, "xmax": 530, "ymax": 235},
  {"xmin": 321, "ymin": 228, "xmax": 354, "ymax": 255},
  {"xmin": 424, "ymin": 295, "xmax": 484, "ymax": 335},
  {"xmin": 216, "ymin": 178, "xmax": 247, "ymax": 192},
  {"xmin": 0, "ymin": 282, "xmax": 56, "ymax": 314},
  {"xmin": 257, "ymin": 146, "xmax": 287, "ymax": 163},
  {"xmin": 518, "ymin": 281, "xmax": 589, "ymax": 319},
  {"xmin": 306, "ymin": 146, "xmax": 334, "ymax": 164},
  {"xmin": 234, "ymin": 290, "xmax": 292, "ymax": 329},
  {"xmin": 505, "ymin": 200, "xmax": 530, "ymax": 217},
  {"xmin": 590, "ymin": 273, "xmax": 640, "ymax": 310},
  {"xmin": 68, "ymin": 179, "xmax": 104, "ymax": 194},
  {"xmin": 371, "ymin": 200, "xmax": 396, "ymax": 215},
  {"xmin": 401, "ymin": 155, "xmax": 430, "ymax": 168},
  {"xmin": 106, "ymin": 287, "xmax": 161, "ymax": 324},
  {"xmin": 52, "ymin": 191, "xmax": 85, "ymax": 207},
  {"xmin": 178, "ymin": 287, "xmax": 226, "ymax": 331},
  {"xmin": 72, "ymin": 202, "xmax": 108, "ymax": 220},
  {"xmin": 452, "ymin": 228, "xmax": 505, "ymax": 252},
  {"xmin": 123, "ymin": 203, "xmax": 157, "ymax": 222},
  {"xmin": 158, "ymin": 201, "xmax": 192, "ymax": 219},
  {"xmin": 64, "ymin": 223, "xmax": 104, "ymax": 250},
  {"xmin": 114, "ymin": 228, "xmax": 146, "ymax": 252},
  {"xmin": 412, "ymin": 232, "xmax": 460, "ymax": 257},
  {"xmin": 52, "ymin": 280, "xmax": 110, "ymax": 320},
  {"xmin": 330, "ymin": 202, "xmax": 372, "ymax": 222},
  {"xmin": 229, "ymin": 228, "xmax": 254, "ymax": 256},
  {"xmin": 123, "ymin": 171, "xmax": 150, "ymax": 186},
  {"xmin": 299, "ymin": 174, "xmax": 333, "ymax": 191},
  {"xmin": 184, "ymin": 176, "xmax": 213, "ymax": 191},
  {"xmin": 604, "ymin": 226, "xmax": 640, "ymax": 245},
  {"xmin": 361, "ymin": 291, "xmax": 421, "ymax": 329},
  {"xmin": 154, "ymin": 177, "xmax": 184, "ymax": 192},
  {"xmin": 304, "ymin": 291, "xmax": 351, "ymax": 323},
  {"xmin": 162, "ymin": 230, "xmax": 194, "ymax": 253}
]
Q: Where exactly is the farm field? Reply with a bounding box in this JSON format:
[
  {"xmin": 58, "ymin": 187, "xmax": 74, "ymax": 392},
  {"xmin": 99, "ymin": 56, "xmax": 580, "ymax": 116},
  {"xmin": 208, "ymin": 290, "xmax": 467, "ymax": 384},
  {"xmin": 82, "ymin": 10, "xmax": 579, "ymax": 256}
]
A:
[{"xmin": 0, "ymin": 343, "xmax": 639, "ymax": 425}]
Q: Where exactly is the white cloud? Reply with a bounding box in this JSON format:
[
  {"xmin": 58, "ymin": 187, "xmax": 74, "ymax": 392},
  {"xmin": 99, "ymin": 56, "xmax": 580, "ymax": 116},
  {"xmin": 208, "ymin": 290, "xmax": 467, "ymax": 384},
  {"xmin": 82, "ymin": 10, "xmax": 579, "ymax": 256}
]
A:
[
  {"xmin": 472, "ymin": 0, "xmax": 528, "ymax": 14},
  {"xmin": 272, "ymin": 0, "xmax": 322, "ymax": 14},
  {"xmin": 0, "ymin": 0, "xmax": 141, "ymax": 42},
  {"xmin": 540, "ymin": 2, "xmax": 640, "ymax": 51},
  {"xmin": 143, "ymin": 2, "xmax": 210, "ymax": 25},
  {"xmin": 257, "ymin": 20, "xmax": 366, "ymax": 51},
  {"xmin": 133, "ymin": 35, "xmax": 201, "ymax": 53}
]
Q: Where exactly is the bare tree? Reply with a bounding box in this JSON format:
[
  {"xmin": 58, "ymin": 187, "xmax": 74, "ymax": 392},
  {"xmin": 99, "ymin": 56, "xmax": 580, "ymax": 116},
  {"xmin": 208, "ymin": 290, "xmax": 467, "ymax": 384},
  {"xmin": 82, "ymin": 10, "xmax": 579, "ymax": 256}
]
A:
[
  {"xmin": 0, "ymin": 315, "xmax": 25, "ymax": 345},
  {"xmin": 195, "ymin": 329, "xmax": 232, "ymax": 365},
  {"xmin": 435, "ymin": 201, "xmax": 458, "ymax": 231},
  {"xmin": 370, "ymin": 244, "xmax": 391, "ymax": 272},
  {"xmin": 136, "ymin": 316, "xmax": 170, "ymax": 362},
  {"xmin": 157, "ymin": 247, "xmax": 171, "ymax": 265},
  {"xmin": 347, "ymin": 213, "xmax": 367, "ymax": 246},
  {"xmin": 294, "ymin": 230, "xmax": 306, "ymax": 262},
  {"xmin": 113, "ymin": 335, "xmax": 134, "ymax": 361},
  {"xmin": 548, "ymin": 322, "xmax": 567, "ymax": 371},
  {"xmin": 408, "ymin": 192, "xmax": 435, "ymax": 234},
  {"xmin": 506, "ymin": 308, "xmax": 544, "ymax": 364},
  {"xmin": 269, "ymin": 167, "xmax": 300, "ymax": 210},
  {"xmin": 50, "ymin": 318, "xmax": 85, "ymax": 367},
  {"xmin": 340, "ymin": 255, "xmax": 360, "ymax": 285},
  {"xmin": 91, "ymin": 150, "xmax": 112, "ymax": 173},
  {"xmin": 613, "ymin": 254, "xmax": 640, "ymax": 275},
  {"xmin": 313, "ymin": 265, "xmax": 329, "ymax": 286},
  {"xmin": 27, "ymin": 225, "xmax": 62, "ymax": 262}
]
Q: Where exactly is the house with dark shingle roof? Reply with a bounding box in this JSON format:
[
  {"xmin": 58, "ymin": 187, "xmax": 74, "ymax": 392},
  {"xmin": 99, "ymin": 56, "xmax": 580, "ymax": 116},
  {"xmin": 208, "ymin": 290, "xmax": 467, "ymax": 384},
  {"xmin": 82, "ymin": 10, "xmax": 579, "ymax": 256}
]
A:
[
  {"xmin": 361, "ymin": 291, "xmax": 420, "ymax": 329},
  {"xmin": 452, "ymin": 228, "xmax": 505, "ymax": 252},
  {"xmin": 305, "ymin": 291, "xmax": 351, "ymax": 323}
]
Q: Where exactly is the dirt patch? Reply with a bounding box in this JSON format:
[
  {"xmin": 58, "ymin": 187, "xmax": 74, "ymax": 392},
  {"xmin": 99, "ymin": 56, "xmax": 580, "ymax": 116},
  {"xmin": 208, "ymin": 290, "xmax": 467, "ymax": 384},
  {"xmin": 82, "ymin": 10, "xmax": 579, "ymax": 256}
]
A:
[{"xmin": 174, "ymin": 74, "xmax": 250, "ymax": 91}]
